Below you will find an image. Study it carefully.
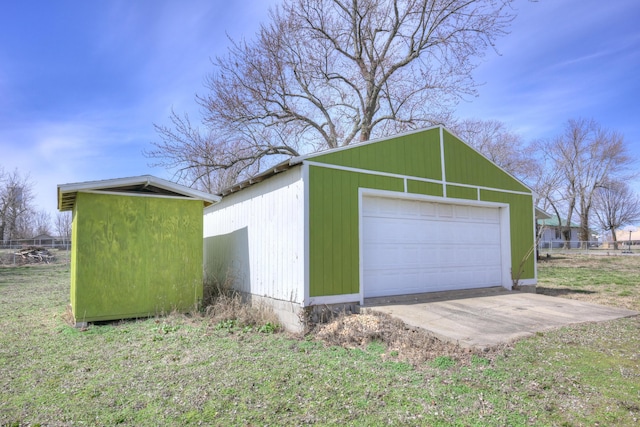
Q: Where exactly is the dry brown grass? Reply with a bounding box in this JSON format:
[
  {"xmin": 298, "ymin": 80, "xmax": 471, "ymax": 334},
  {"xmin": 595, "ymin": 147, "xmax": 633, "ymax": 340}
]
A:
[
  {"xmin": 311, "ymin": 309, "xmax": 502, "ymax": 365},
  {"xmin": 201, "ymin": 275, "xmax": 281, "ymax": 331}
]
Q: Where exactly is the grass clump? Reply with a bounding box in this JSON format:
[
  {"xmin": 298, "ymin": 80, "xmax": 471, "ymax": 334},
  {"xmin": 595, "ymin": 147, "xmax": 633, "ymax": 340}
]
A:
[{"xmin": 202, "ymin": 275, "xmax": 282, "ymax": 334}]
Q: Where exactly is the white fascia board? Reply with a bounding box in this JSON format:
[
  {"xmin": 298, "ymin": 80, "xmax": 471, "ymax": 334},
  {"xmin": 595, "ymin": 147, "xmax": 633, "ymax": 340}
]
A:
[{"xmin": 58, "ymin": 175, "xmax": 220, "ymax": 205}]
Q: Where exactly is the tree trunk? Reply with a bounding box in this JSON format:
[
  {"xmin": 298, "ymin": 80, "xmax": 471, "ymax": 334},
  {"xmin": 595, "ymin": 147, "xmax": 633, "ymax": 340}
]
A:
[{"xmin": 610, "ymin": 229, "xmax": 619, "ymax": 250}]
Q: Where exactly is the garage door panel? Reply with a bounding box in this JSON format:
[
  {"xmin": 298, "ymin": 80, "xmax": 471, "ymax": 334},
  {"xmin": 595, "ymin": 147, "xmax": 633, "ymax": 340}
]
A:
[{"xmin": 362, "ymin": 196, "xmax": 505, "ymax": 298}]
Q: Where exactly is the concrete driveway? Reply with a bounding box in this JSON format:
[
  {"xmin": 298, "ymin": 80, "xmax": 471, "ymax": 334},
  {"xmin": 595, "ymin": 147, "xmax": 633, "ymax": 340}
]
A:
[{"xmin": 365, "ymin": 288, "xmax": 638, "ymax": 348}]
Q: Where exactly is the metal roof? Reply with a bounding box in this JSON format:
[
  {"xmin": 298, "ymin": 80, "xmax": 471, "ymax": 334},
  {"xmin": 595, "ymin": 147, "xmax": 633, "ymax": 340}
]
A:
[{"xmin": 57, "ymin": 175, "xmax": 221, "ymax": 211}]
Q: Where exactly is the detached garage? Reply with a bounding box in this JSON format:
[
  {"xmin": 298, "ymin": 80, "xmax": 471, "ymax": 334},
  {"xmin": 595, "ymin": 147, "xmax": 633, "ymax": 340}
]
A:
[
  {"xmin": 58, "ymin": 175, "xmax": 219, "ymax": 325},
  {"xmin": 203, "ymin": 126, "xmax": 536, "ymax": 331}
]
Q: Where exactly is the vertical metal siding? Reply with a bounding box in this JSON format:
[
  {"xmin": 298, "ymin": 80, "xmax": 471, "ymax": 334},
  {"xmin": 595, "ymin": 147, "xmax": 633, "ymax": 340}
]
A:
[
  {"xmin": 311, "ymin": 131, "xmax": 443, "ymax": 180},
  {"xmin": 203, "ymin": 168, "xmax": 305, "ymax": 304},
  {"xmin": 406, "ymin": 180, "xmax": 444, "ymax": 197},
  {"xmin": 442, "ymin": 130, "xmax": 529, "ymax": 193},
  {"xmin": 308, "ymin": 166, "xmax": 404, "ymax": 296},
  {"xmin": 307, "ymin": 127, "xmax": 536, "ymax": 298},
  {"xmin": 446, "ymin": 185, "xmax": 479, "ymax": 200},
  {"xmin": 480, "ymin": 190, "xmax": 535, "ymax": 279}
]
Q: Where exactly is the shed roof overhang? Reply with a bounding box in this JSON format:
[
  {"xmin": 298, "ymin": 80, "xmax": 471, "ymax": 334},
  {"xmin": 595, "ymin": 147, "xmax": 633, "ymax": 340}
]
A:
[{"xmin": 57, "ymin": 175, "xmax": 221, "ymax": 211}]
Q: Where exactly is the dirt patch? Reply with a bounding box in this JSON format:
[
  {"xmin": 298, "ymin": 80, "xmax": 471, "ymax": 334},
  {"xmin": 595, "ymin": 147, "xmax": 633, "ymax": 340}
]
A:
[{"xmin": 310, "ymin": 310, "xmax": 505, "ymax": 365}]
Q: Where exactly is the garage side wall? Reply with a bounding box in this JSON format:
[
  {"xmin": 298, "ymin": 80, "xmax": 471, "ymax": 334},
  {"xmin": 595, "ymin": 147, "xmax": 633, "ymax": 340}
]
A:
[
  {"xmin": 203, "ymin": 168, "xmax": 305, "ymax": 305},
  {"xmin": 72, "ymin": 192, "xmax": 203, "ymax": 323}
]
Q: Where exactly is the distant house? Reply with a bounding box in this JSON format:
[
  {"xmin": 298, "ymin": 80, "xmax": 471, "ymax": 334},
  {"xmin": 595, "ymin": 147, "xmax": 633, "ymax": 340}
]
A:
[
  {"xmin": 30, "ymin": 234, "xmax": 56, "ymax": 246},
  {"xmin": 603, "ymin": 227, "xmax": 640, "ymax": 249},
  {"xmin": 537, "ymin": 215, "xmax": 580, "ymax": 248}
]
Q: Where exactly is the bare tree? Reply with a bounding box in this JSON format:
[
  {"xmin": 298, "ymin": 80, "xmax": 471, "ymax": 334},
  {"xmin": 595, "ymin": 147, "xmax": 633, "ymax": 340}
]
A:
[
  {"xmin": 30, "ymin": 210, "xmax": 52, "ymax": 237},
  {"xmin": 450, "ymin": 119, "xmax": 540, "ymax": 184},
  {"xmin": 148, "ymin": 0, "xmax": 516, "ymax": 189},
  {"xmin": 539, "ymin": 118, "xmax": 634, "ymax": 247},
  {"xmin": 0, "ymin": 169, "xmax": 35, "ymax": 243},
  {"xmin": 54, "ymin": 211, "xmax": 72, "ymax": 241},
  {"xmin": 593, "ymin": 180, "xmax": 640, "ymax": 250}
]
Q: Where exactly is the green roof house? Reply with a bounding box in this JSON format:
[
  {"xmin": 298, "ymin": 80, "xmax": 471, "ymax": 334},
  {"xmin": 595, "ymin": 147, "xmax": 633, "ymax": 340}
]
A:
[
  {"xmin": 203, "ymin": 126, "xmax": 537, "ymax": 331},
  {"xmin": 537, "ymin": 215, "xmax": 580, "ymax": 248},
  {"xmin": 58, "ymin": 175, "xmax": 220, "ymax": 326}
]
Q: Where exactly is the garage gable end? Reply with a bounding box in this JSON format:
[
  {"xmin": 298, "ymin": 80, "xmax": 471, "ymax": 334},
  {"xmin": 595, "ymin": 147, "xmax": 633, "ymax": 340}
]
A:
[
  {"xmin": 303, "ymin": 126, "xmax": 536, "ymax": 305},
  {"xmin": 307, "ymin": 127, "xmax": 443, "ymax": 181},
  {"xmin": 442, "ymin": 129, "xmax": 529, "ymax": 193}
]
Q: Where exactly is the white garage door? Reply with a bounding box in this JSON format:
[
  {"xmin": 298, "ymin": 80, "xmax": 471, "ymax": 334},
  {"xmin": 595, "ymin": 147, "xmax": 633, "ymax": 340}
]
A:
[{"xmin": 362, "ymin": 196, "xmax": 505, "ymax": 298}]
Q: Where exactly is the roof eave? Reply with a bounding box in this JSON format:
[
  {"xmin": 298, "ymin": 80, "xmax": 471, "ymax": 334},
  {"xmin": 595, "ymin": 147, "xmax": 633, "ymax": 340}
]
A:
[{"xmin": 57, "ymin": 175, "xmax": 221, "ymax": 212}]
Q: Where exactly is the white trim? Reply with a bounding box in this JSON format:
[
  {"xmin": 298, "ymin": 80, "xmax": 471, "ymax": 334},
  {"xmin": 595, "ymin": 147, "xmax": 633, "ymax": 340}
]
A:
[
  {"xmin": 500, "ymin": 205, "xmax": 513, "ymax": 290},
  {"xmin": 359, "ymin": 188, "xmax": 512, "ymax": 210},
  {"xmin": 304, "ymin": 161, "xmax": 532, "ymax": 197},
  {"xmin": 359, "ymin": 189, "xmax": 513, "ymax": 297},
  {"xmin": 302, "ymin": 163, "xmax": 311, "ymax": 307},
  {"xmin": 307, "ymin": 293, "xmax": 361, "ymax": 306},
  {"xmin": 532, "ymin": 202, "xmax": 539, "ymax": 282},
  {"xmin": 517, "ymin": 278, "xmax": 538, "ymax": 287},
  {"xmin": 358, "ymin": 188, "xmax": 365, "ymax": 304},
  {"xmin": 58, "ymin": 175, "xmax": 220, "ymax": 203},
  {"xmin": 439, "ymin": 127, "xmax": 447, "ymax": 197}
]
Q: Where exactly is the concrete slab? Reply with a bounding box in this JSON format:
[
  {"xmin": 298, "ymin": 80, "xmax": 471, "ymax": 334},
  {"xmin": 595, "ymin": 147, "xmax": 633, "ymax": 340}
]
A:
[{"xmin": 364, "ymin": 288, "xmax": 638, "ymax": 348}]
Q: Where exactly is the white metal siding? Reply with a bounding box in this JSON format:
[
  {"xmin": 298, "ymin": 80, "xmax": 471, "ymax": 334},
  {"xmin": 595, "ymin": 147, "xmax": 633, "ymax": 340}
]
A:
[
  {"xmin": 362, "ymin": 196, "xmax": 505, "ymax": 297},
  {"xmin": 203, "ymin": 168, "xmax": 305, "ymax": 304}
]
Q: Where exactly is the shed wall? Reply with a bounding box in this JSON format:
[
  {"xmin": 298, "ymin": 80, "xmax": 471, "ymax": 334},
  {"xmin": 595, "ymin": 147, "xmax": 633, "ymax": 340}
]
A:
[
  {"xmin": 71, "ymin": 192, "xmax": 203, "ymax": 322},
  {"xmin": 203, "ymin": 168, "xmax": 305, "ymax": 304}
]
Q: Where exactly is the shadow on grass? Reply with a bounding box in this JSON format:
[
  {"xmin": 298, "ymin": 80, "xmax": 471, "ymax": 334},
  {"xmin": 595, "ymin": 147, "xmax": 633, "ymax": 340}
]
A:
[{"xmin": 536, "ymin": 286, "xmax": 596, "ymax": 296}]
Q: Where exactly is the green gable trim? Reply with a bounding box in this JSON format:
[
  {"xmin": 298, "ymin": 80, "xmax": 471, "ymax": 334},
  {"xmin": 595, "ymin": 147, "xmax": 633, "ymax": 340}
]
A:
[{"xmin": 442, "ymin": 129, "xmax": 530, "ymax": 193}]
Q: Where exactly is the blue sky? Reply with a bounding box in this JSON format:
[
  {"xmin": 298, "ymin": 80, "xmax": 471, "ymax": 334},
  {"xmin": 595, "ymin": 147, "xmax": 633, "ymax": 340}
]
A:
[{"xmin": 1, "ymin": 0, "xmax": 639, "ymax": 218}]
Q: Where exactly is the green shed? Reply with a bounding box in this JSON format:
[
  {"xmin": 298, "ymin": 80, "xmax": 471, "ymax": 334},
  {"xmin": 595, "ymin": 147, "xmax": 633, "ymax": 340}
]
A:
[
  {"xmin": 203, "ymin": 126, "xmax": 538, "ymax": 331},
  {"xmin": 58, "ymin": 175, "xmax": 219, "ymax": 326}
]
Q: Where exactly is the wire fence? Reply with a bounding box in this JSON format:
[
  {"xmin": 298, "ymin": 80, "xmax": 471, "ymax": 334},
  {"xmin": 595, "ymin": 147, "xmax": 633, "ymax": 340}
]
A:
[
  {"xmin": 538, "ymin": 240, "xmax": 639, "ymax": 255},
  {"xmin": 0, "ymin": 238, "xmax": 71, "ymax": 251}
]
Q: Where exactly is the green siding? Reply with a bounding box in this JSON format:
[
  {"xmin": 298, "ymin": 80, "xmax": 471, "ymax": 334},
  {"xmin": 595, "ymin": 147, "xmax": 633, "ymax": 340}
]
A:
[
  {"xmin": 446, "ymin": 185, "xmax": 478, "ymax": 200},
  {"xmin": 311, "ymin": 131, "xmax": 442, "ymax": 180},
  {"xmin": 480, "ymin": 190, "xmax": 535, "ymax": 280},
  {"xmin": 443, "ymin": 130, "xmax": 529, "ymax": 193},
  {"xmin": 71, "ymin": 192, "xmax": 203, "ymax": 322},
  {"xmin": 309, "ymin": 166, "xmax": 403, "ymax": 296},
  {"xmin": 406, "ymin": 180, "xmax": 443, "ymax": 197},
  {"xmin": 306, "ymin": 127, "xmax": 536, "ymax": 297}
]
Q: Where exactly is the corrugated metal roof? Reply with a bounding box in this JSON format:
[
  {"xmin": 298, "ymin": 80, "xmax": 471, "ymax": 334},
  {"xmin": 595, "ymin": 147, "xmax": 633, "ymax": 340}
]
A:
[
  {"xmin": 57, "ymin": 175, "xmax": 221, "ymax": 211},
  {"xmin": 537, "ymin": 215, "xmax": 580, "ymax": 228}
]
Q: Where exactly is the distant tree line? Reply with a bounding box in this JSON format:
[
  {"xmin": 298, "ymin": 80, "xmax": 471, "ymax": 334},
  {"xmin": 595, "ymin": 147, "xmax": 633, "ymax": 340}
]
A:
[{"xmin": 0, "ymin": 167, "xmax": 71, "ymax": 245}]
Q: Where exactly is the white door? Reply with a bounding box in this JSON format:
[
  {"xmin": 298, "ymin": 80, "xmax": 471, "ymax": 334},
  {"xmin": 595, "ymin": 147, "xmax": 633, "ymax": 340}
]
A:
[{"xmin": 362, "ymin": 196, "xmax": 505, "ymax": 298}]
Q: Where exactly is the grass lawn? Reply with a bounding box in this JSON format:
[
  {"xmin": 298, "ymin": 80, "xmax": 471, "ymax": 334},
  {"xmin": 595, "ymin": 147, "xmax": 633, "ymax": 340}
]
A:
[{"xmin": 1, "ymin": 251, "xmax": 639, "ymax": 426}]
